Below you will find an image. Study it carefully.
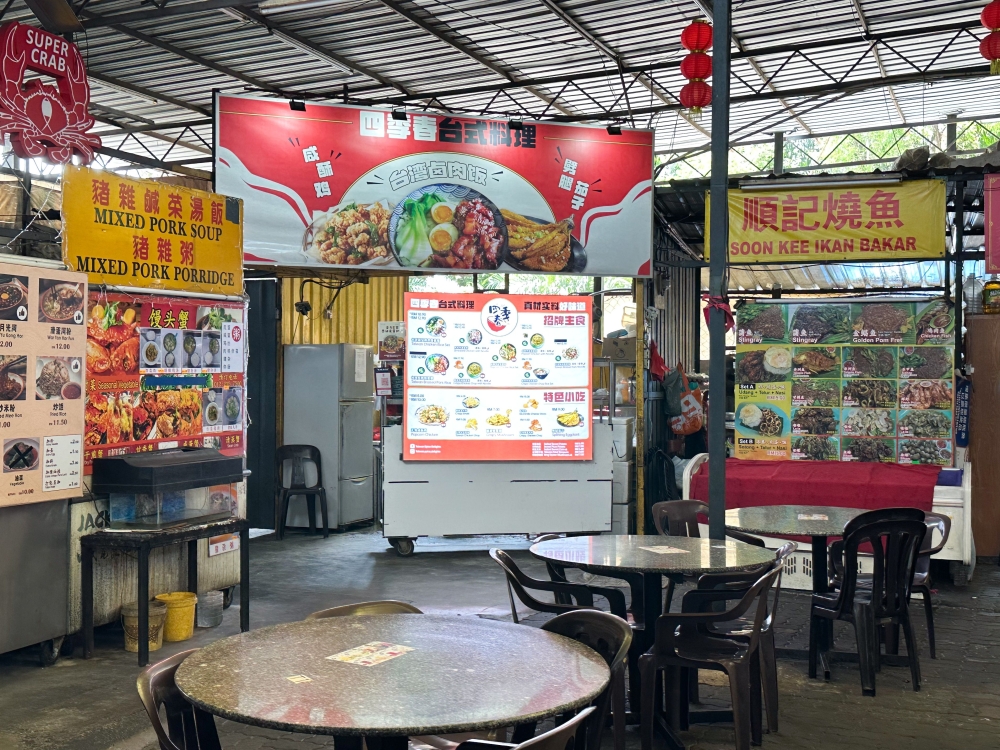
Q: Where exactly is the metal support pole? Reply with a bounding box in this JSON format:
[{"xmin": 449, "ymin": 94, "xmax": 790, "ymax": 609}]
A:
[
  {"xmin": 954, "ymin": 180, "xmax": 965, "ymax": 367},
  {"xmin": 773, "ymin": 131, "xmax": 784, "ymax": 175},
  {"xmin": 946, "ymin": 116, "xmax": 958, "ymax": 155},
  {"xmin": 707, "ymin": 0, "xmax": 731, "ymax": 541}
]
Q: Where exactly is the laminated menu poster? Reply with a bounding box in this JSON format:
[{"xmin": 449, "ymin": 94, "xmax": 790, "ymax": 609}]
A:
[
  {"xmin": 0, "ymin": 261, "xmax": 86, "ymax": 506},
  {"xmin": 404, "ymin": 292, "xmax": 592, "ymax": 460},
  {"xmin": 734, "ymin": 298, "xmax": 955, "ymax": 466},
  {"xmin": 83, "ymin": 290, "xmax": 246, "ymax": 472}
]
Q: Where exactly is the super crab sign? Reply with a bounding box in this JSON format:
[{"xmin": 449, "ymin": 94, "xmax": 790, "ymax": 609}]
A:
[{"xmin": 0, "ymin": 22, "xmax": 99, "ymax": 163}]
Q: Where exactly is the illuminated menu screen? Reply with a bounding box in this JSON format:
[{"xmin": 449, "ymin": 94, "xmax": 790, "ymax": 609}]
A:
[{"xmin": 404, "ymin": 293, "xmax": 592, "ymax": 461}]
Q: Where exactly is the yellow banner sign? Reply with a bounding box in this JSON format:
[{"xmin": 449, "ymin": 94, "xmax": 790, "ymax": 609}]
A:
[
  {"xmin": 706, "ymin": 179, "xmax": 945, "ymax": 263},
  {"xmin": 61, "ymin": 166, "xmax": 243, "ymax": 295}
]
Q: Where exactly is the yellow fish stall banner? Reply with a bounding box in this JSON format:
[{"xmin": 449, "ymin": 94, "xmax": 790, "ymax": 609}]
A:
[
  {"xmin": 706, "ymin": 179, "xmax": 946, "ymax": 263},
  {"xmin": 61, "ymin": 165, "xmax": 244, "ymax": 296}
]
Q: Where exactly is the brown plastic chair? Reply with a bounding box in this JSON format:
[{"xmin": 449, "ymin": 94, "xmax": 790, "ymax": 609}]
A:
[
  {"xmin": 276, "ymin": 444, "xmax": 328, "ymax": 539},
  {"xmin": 912, "ymin": 512, "xmax": 950, "ymax": 659},
  {"xmin": 490, "ymin": 549, "xmax": 627, "ymax": 622},
  {"xmin": 455, "ymin": 707, "xmax": 596, "ymax": 750},
  {"xmin": 810, "ymin": 516, "xmax": 926, "ymax": 696},
  {"xmin": 681, "ymin": 541, "xmax": 797, "ymax": 733},
  {"xmin": 306, "ymin": 600, "xmax": 422, "ymax": 619},
  {"xmin": 542, "ymin": 611, "xmax": 631, "ymax": 750},
  {"xmin": 650, "ymin": 500, "xmax": 766, "ymax": 613},
  {"xmin": 639, "ymin": 564, "xmax": 781, "ymax": 750},
  {"xmin": 137, "ymin": 649, "xmax": 221, "ymax": 750}
]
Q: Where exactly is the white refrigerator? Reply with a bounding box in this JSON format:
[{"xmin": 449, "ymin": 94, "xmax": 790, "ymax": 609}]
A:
[{"xmin": 283, "ymin": 344, "xmax": 375, "ymax": 529}]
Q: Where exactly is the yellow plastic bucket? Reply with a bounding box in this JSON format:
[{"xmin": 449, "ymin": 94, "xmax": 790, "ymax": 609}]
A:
[
  {"xmin": 122, "ymin": 600, "xmax": 167, "ymax": 653},
  {"xmin": 155, "ymin": 592, "xmax": 198, "ymax": 642}
]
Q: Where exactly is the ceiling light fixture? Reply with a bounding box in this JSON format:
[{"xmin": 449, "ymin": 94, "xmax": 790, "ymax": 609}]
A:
[
  {"xmin": 508, "ymin": 119, "xmax": 523, "ymax": 131},
  {"xmin": 289, "ymin": 100, "xmax": 306, "ymax": 111},
  {"xmin": 391, "ymin": 109, "xmax": 408, "ymax": 121},
  {"xmin": 606, "ymin": 124, "xmax": 622, "ymax": 135},
  {"xmin": 739, "ymin": 174, "xmax": 902, "ymax": 191}
]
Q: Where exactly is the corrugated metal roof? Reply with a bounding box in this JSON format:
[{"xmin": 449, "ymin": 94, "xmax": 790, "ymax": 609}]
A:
[{"xmin": 0, "ymin": 0, "xmax": 988, "ymax": 175}]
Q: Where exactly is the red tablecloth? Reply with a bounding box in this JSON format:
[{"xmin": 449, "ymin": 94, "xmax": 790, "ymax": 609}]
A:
[{"xmin": 690, "ymin": 459, "xmax": 939, "ymax": 513}]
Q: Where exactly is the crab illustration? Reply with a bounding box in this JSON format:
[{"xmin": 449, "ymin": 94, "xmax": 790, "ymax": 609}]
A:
[{"xmin": 0, "ymin": 23, "xmax": 101, "ymax": 164}]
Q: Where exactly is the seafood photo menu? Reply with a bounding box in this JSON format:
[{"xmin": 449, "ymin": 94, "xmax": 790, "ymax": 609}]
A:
[
  {"xmin": 83, "ymin": 290, "xmax": 246, "ymax": 471},
  {"xmin": 0, "ymin": 261, "xmax": 86, "ymax": 506},
  {"xmin": 734, "ymin": 298, "xmax": 956, "ymax": 465},
  {"xmin": 404, "ymin": 293, "xmax": 592, "ymax": 461}
]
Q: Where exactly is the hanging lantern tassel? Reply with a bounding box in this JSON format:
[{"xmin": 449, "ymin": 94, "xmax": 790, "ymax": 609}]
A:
[{"xmin": 982, "ymin": 1, "xmax": 1000, "ymax": 74}]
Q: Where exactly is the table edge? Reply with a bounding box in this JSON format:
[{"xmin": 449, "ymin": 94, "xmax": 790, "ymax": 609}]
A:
[
  {"xmin": 174, "ymin": 615, "xmax": 611, "ymax": 737},
  {"xmin": 529, "ymin": 538, "xmax": 775, "ymax": 575}
]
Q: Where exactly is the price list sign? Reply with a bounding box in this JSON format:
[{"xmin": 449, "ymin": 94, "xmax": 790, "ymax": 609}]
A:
[
  {"xmin": 403, "ymin": 293, "xmax": 592, "ymax": 461},
  {"xmin": 0, "ymin": 261, "xmax": 87, "ymax": 506},
  {"xmin": 733, "ymin": 298, "xmax": 956, "ymax": 466}
]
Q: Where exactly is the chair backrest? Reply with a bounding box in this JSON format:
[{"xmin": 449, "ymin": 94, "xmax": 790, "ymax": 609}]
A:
[
  {"xmin": 842, "ymin": 507, "xmax": 924, "ymax": 539},
  {"xmin": 306, "ymin": 600, "xmax": 422, "ymax": 619},
  {"xmin": 922, "ymin": 512, "xmax": 951, "ymax": 553},
  {"xmin": 137, "ymin": 649, "xmax": 222, "ymax": 750},
  {"xmin": 518, "ymin": 706, "xmax": 596, "ymax": 750},
  {"xmin": 651, "ymin": 500, "xmax": 707, "ymax": 537},
  {"xmin": 542, "ymin": 610, "xmax": 632, "ymax": 674},
  {"xmin": 666, "ymin": 562, "xmax": 780, "ymax": 656},
  {"xmin": 490, "ymin": 548, "xmax": 592, "ymax": 622},
  {"xmin": 839, "ymin": 518, "xmax": 926, "ymax": 620},
  {"xmin": 276, "ymin": 444, "xmax": 323, "ymax": 490}
]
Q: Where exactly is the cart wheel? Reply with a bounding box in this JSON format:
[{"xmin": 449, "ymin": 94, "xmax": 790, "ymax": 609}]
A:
[
  {"xmin": 390, "ymin": 537, "xmax": 415, "ymax": 557},
  {"xmin": 222, "ymin": 586, "xmax": 236, "ymax": 609},
  {"xmin": 39, "ymin": 637, "xmax": 63, "ymax": 667}
]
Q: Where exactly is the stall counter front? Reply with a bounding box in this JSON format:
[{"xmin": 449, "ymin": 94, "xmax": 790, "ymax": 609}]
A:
[
  {"xmin": 682, "ymin": 453, "xmax": 974, "ymax": 588},
  {"xmin": 382, "ymin": 421, "xmax": 622, "ymax": 548}
]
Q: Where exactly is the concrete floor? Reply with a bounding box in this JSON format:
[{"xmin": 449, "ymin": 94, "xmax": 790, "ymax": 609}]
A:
[{"xmin": 0, "ymin": 528, "xmax": 998, "ymax": 750}]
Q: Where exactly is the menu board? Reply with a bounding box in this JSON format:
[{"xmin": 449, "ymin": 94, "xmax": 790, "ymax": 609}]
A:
[
  {"xmin": 83, "ymin": 290, "xmax": 246, "ymax": 471},
  {"xmin": 404, "ymin": 292, "xmax": 592, "ymax": 461},
  {"xmin": 734, "ymin": 298, "xmax": 955, "ymax": 466},
  {"xmin": 0, "ymin": 261, "xmax": 86, "ymax": 506}
]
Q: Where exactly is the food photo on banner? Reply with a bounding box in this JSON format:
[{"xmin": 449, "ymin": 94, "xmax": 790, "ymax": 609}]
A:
[
  {"xmin": 733, "ymin": 298, "xmax": 956, "ymax": 466},
  {"xmin": 404, "ymin": 293, "xmax": 592, "ymax": 461},
  {"xmin": 83, "ymin": 290, "xmax": 246, "ymax": 470},
  {"xmin": 215, "ymin": 94, "xmax": 653, "ymax": 276},
  {"xmin": 706, "ymin": 179, "xmax": 946, "ymax": 262}
]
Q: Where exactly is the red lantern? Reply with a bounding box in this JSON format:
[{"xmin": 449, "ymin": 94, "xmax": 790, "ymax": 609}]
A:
[
  {"xmin": 680, "ymin": 51, "xmax": 713, "ymax": 81},
  {"xmin": 680, "ymin": 20, "xmax": 713, "ymax": 53},
  {"xmin": 983, "ymin": 0, "xmax": 1000, "ymax": 30},
  {"xmin": 982, "ymin": 30, "xmax": 1000, "ymax": 75},
  {"xmin": 679, "ymin": 81, "xmax": 713, "ymax": 115}
]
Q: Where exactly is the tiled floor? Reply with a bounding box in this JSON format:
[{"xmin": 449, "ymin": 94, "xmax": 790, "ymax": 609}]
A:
[{"xmin": 0, "ymin": 529, "xmax": 996, "ymax": 750}]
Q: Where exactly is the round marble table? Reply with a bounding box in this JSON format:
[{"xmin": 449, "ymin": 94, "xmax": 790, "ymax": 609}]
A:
[
  {"xmin": 175, "ymin": 613, "xmax": 609, "ymax": 749},
  {"xmin": 724, "ymin": 505, "xmax": 864, "ymax": 673},
  {"xmin": 530, "ymin": 535, "xmax": 774, "ymax": 741},
  {"xmin": 530, "ymin": 535, "xmax": 774, "ymax": 650}
]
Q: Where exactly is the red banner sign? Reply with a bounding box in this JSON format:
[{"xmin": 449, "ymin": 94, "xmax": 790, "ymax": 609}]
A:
[
  {"xmin": 403, "ymin": 293, "xmax": 592, "ymax": 461},
  {"xmin": 216, "ymin": 94, "xmax": 652, "ymax": 277},
  {"xmin": 987, "ymin": 175, "xmax": 1000, "ymax": 274},
  {"xmin": 0, "ymin": 22, "xmax": 99, "ymax": 163},
  {"xmin": 84, "ymin": 291, "xmax": 245, "ymax": 471}
]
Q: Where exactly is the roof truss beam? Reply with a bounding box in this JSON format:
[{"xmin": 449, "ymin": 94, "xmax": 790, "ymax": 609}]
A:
[
  {"xmin": 362, "ymin": 19, "xmax": 978, "ymax": 108},
  {"xmin": 81, "ymin": 0, "xmax": 259, "ymax": 28},
  {"xmin": 373, "ymin": 0, "xmax": 575, "ymax": 116},
  {"xmin": 81, "ymin": 9, "xmax": 297, "ymax": 98}
]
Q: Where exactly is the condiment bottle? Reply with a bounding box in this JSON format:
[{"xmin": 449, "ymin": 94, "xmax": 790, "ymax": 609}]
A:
[{"xmin": 983, "ymin": 275, "xmax": 1000, "ymax": 314}]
